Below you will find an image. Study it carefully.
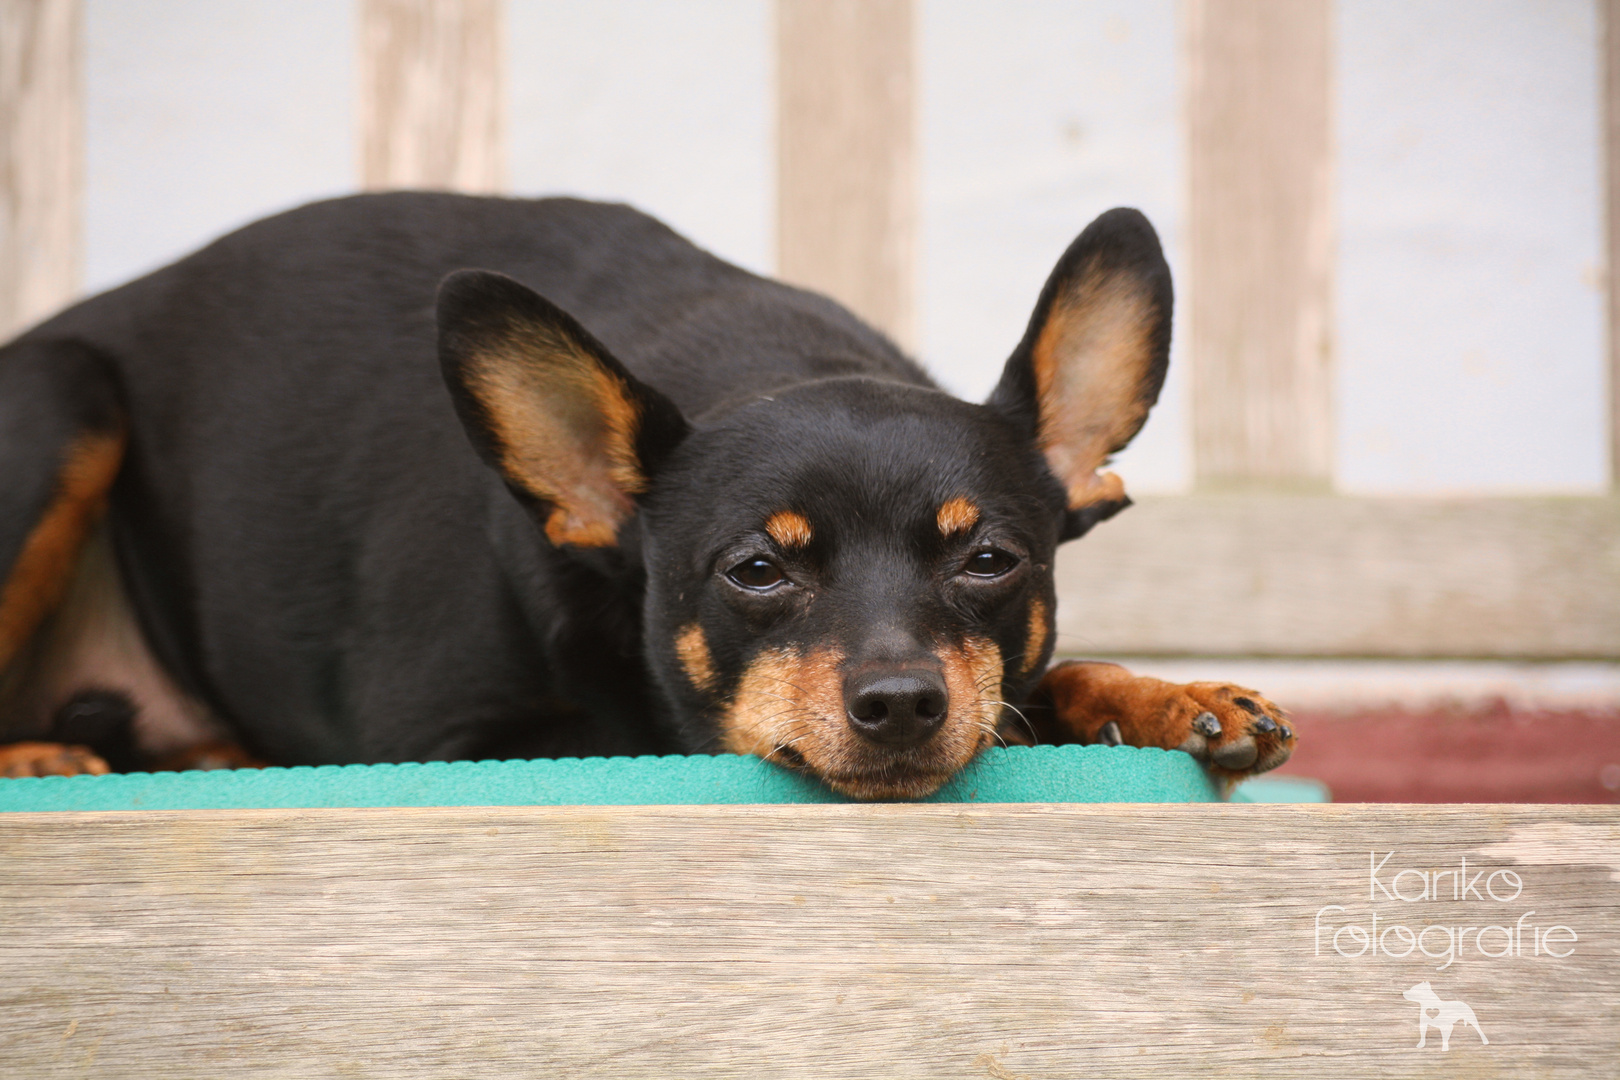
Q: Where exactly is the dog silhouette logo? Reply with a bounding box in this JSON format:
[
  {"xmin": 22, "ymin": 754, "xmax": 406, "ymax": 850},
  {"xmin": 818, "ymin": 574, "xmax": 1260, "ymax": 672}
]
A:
[{"xmin": 1403, "ymin": 982, "xmax": 1488, "ymax": 1050}]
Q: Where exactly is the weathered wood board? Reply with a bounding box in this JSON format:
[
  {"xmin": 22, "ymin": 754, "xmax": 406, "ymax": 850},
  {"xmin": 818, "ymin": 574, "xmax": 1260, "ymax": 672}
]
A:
[
  {"xmin": 1056, "ymin": 494, "xmax": 1620, "ymax": 658},
  {"xmin": 358, "ymin": 0, "xmax": 505, "ymax": 194},
  {"xmin": 0, "ymin": 0, "xmax": 82, "ymax": 339},
  {"xmin": 776, "ymin": 0, "xmax": 915, "ymax": 349},
  {"xmin": 1185, "ymin": 0, "xmax": 1334, "ymax": 487},
  {"xmin": 2, "ymin": 804, "xmax": 1616, "ymax": 1077}
]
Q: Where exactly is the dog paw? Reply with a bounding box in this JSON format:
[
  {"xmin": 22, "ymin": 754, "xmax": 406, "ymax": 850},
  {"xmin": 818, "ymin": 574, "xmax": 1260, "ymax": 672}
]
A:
[
  {"xmin": 0, "ymin": 741, "xmax": 112, "ymax": 778},
  {"xmin": 1165, "ymin": 683, "xmax": 1295, "ymax": 781},
  {"xmin": 151, "ymin": 741, "xmax": 266, "ymax": 772},
  {"xmin": 1031, "ymin": 662, "xmax": 1296, "ymax": 782}
]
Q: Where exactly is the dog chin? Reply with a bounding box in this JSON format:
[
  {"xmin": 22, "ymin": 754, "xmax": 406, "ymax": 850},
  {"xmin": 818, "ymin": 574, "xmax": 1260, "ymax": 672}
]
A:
[
  {"xmin": 759, "ymin": 728, "xmax": 990, "ymax": 800},
  {"xmin": 816, "ymin": 767, "xmax": 958, "ymax": 802}
]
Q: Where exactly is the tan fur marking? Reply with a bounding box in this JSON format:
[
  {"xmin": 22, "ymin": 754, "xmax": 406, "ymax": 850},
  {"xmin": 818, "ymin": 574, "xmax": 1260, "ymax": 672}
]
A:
[
  {"xmin": 764, "ymin": 510, "xmax": 814, "ymax": 549},
  {"xmin": 716, "ymin": 638, "xmax": 1004, "ymax": 800},
  {"xmin": 1034, "ymin": 661, "xmax": 1295, "ymax": 784},
  {"xmin": 0, "ymin": 430, "xmax": 124, "ymax": 672},
  {"xmin": 1023, "ymin": 597, "xmax": 1049, "ymax": 674},
  {"xmin": 1031, "ymin": 270, "xmax": 1156, "ymax": 509},
  {"xmin": 0, "ymin": 524, "xmax": 225, "ymax": 755},
  {"xmin": 675, "ymin": 623, "xmax": 718, "ymax": 693},
  {"xmin": 935, "ymin": 496, "xmax": 980, "ymax": 537},
  {"xmin": 720, "ymin": 646, "xmax": 844, "ymax": 759},
  {"xmin": 938, "ymin": 635, "xmax": 1005, "ymax": 752},
  {"xmin": 0, "ymin": 742, "xmax": 111, "ymax": 778},
  {"xmin": 466, "ymin": 324, "xmax": 644, "ymax": 548}
]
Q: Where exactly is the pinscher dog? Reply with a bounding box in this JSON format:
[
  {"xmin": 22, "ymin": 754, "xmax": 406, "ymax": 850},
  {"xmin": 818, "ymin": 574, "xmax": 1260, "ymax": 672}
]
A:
[{"xmin": 0, "ymin": 193, "xmax": 1293, "ymax": 798}]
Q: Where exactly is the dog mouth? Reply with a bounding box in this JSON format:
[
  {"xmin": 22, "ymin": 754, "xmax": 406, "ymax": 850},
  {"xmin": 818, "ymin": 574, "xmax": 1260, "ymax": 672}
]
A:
[
  {"xmin": 818, "ymin": 767, "xmax": 961, "ymax": 801},
  {"xmin": 723, "ymin": 639, "xmax": 1007, "ymax": 801},
  {"xmin": 767, "ymin": 744, "xmax": 809, "ymax": 769},
  {"xmin": 765, "ymin": 740, "xmax": 984, "ymax": 801}
]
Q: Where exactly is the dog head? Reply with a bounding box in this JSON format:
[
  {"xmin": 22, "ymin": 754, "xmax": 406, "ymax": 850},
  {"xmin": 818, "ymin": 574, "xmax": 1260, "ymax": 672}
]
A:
[{"xmin": 438, "ymin": 208, "xmax": 1171, "ymax": 798}]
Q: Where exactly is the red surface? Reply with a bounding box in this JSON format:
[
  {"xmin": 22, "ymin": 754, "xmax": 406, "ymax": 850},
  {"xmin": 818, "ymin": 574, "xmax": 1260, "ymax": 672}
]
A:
[{"xmin": 1273, "ymin": 703, "xmax": 1620, "ymax": 803}]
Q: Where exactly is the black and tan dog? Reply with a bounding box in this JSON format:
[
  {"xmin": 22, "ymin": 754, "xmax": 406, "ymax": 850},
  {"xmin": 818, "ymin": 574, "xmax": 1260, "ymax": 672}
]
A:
[{"xmin": 0, "ymin": 193, "xmax": 1292, "ymax": 798}]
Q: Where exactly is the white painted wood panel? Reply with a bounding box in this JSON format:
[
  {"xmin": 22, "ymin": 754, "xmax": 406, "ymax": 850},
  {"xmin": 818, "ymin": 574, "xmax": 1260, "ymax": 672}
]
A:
[
  {"xmin": 82, "ymin": 0, "xmax": 353, "ymax": 293},
  {"xmin": 1336, "ymin": 0, "xmax": 1607, "ymax": 494},
  {"xmin": 506, "ymin": 0, "xmax": 772, "ymax": 276}
]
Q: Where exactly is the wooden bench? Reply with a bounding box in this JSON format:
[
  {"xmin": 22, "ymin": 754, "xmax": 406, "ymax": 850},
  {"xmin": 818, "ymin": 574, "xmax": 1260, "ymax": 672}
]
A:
[{"xmin": 2, "ymin": 750, "xmax": 1613, "ymax": 1076}]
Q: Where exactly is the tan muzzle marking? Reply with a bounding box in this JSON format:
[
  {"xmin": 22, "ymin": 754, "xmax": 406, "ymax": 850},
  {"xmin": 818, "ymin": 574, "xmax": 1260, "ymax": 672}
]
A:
[{"xmin": 718, "ymin": 637, "xmax": 1004, "ymax": 800}]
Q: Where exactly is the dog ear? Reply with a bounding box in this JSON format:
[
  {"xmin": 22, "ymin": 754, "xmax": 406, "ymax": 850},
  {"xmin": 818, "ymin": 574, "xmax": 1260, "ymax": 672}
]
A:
[
  {"xmin": 987, "ymin": 208, "xmax": 1172, "ymax": 541},
  {"xmin": 438, "ymin": 270, "xmax": 689, "ymax": 548}
]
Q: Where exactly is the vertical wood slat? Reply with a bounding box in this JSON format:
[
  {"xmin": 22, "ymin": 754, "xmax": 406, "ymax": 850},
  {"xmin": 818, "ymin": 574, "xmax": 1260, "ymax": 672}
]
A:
[
  {"xmin": 1185, "ymin": 0, "xmax": 1334, "ymax": 489},
  {"xmin": 358, "ymin": 0, "xmax": 506, "ymax": 193},
  {"xmin": 776, "ymin": 0, "xmax": 915, "ymax": 350},
  {"xmin": 1608, "ymin": 0, "xmax": 1620, "ymax": 490},
  {"xmin": 0, "ymin": 0, "xmax": 82, "ymax": 340}
]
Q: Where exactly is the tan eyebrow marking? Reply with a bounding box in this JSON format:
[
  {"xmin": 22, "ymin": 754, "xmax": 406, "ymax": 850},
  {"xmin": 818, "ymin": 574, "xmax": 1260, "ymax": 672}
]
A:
[
  {"xmin": 675, "ymin": 622, "xmax": 717, "ymax": 692},
  {"xmin": 765, "ymin": 509, "xmax": 814, "ymax": 548},
  {"xmin": 936, "ymin": 496, "xmax": 980, "ymax": 537}
]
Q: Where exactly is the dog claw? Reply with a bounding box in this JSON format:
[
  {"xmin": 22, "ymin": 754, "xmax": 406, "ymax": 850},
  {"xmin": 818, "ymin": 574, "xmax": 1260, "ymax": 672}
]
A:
[
  {"xmin": 1191, "ymin": 712, "xmax": 1221, "ymax": 737},
  {"xmin": 1252, "ymin": 715, "xmax": 1279, "ymax": 735},
  {"xmin": 1211, "ymin": 736, "xmax": 1258, "ymax": 770},
  {"xmin": 1097, "ymin": 720, "xmax": 1123, "ymax": 747},
  {"xmin": 1175, "ymin": 733, "xmax": 1209, "ymax": 761}
]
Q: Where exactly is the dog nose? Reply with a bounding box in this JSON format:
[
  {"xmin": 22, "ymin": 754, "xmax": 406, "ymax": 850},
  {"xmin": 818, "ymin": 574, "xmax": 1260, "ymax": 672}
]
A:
[{"xmin": 845, "ymin": 670, "xmax": 949, "ymax": 747}]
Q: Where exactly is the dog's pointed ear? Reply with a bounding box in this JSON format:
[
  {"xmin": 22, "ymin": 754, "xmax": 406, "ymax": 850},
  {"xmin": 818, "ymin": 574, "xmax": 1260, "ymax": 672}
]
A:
[
  {"xmin": 988, "ymin": 208, "xmax": 1172, "ymax": 541},
  {"xmin": 438, "ymin": 270, "xmax": 689, "ymax": 548}
]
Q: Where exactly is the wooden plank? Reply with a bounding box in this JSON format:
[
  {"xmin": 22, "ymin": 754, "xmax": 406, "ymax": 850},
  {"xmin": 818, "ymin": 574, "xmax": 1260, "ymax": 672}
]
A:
[
  {"xmin": 0, "ymin": 0, "xmax": 82, "ymax": 339},
  {"xmin": 1054, "ymin": 495, "xmax": 1620, "ymax": 658},
  {"xmin": 1608, "ymin": 0, "xmax": 1620, "ymax": 489},
  {"xmin": 776, "ymin": 0, "xmax": 914, "ymax": 348},
  {"xmin": 2, "ymin": 803, "xmax": 1616, "ymax": 1076},
  {"xmin": 358, "ymin": 0, "xmax": 505, "ymax": 193},
  {"xmin": 1185, "ymin": 0, "xmax": 1334, "ymax": 488}
]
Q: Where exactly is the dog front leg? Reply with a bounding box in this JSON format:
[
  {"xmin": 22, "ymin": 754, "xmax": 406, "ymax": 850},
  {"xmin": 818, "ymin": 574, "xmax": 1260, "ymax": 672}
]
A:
[
  {"xmin": 0, "ymin": 741, "xmax": 111, "ymax": 777},
  {"xmin": 1026, "ymin": 660, "xmax": 1296, "ymax": 784}
]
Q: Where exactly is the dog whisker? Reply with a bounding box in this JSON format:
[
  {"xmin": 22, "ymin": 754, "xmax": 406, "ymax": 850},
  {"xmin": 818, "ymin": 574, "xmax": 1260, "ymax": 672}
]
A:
[{"xmin": 748, "ymin": 673, "xmax": 814, "ymax": 696}]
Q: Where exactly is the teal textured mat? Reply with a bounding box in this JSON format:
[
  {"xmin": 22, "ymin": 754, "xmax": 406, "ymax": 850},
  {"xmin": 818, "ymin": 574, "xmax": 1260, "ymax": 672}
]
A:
[{"xmin": 0, "ymin": 744, "xmax": 1265, "ymax": 811}]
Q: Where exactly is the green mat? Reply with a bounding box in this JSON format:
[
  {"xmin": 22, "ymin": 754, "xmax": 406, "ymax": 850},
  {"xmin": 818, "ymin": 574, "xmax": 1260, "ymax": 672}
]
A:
[{"xmin": 0, "ymin": 745, "xmax": 1324, "ymax": 811}]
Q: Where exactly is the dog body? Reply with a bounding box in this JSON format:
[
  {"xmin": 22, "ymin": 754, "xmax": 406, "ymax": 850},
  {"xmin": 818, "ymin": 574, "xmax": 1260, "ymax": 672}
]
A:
[{"xmin": 0, "ymin": 193, "xmax": 1294, "ymax": 797}]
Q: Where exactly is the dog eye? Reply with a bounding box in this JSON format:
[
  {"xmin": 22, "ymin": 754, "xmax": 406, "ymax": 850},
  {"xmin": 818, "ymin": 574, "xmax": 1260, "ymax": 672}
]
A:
[
  {"xmin": 727, "ymin": 557, "xmax": 786, "ymax": 590},
  {"xmin": 962, "ymin": 549, "xmax": 1018, "ymax": 578}
]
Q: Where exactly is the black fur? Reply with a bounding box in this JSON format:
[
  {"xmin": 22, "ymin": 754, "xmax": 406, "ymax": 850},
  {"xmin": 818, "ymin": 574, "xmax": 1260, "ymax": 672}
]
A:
[{"xmin": 0, "ymin": 193, "xmax": 1172, "ymax": 790}]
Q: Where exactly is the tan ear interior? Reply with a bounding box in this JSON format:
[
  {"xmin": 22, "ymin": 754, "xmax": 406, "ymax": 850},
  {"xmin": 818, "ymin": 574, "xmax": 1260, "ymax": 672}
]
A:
[
  {"xmin": 1029, "ymin": 269, "xmax": 1159, "ymax": 510},
  {"xmin": 462, "ymin": 322, "xmax": 645, "ymax": 548}
]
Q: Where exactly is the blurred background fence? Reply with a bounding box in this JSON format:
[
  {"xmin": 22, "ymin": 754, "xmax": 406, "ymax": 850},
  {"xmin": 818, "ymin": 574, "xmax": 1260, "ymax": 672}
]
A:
[{"xmin": 3, "ymin": 0, "xmax": 1618, "ymax": 797}]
